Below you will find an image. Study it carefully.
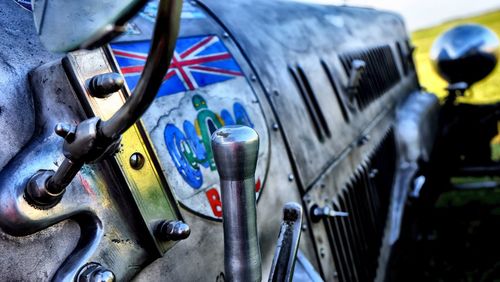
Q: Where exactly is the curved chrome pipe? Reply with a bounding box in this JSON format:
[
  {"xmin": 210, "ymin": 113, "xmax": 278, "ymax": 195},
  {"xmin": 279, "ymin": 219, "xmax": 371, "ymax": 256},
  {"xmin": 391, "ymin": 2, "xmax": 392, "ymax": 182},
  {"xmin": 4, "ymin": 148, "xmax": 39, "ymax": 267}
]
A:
[
  {"xmin": 100, "ymin": 0, "xmax": 182, "ymax": 140},
  {"xmin": 25, "ymin": 0, "xmax": 182, "ymax": 205}
]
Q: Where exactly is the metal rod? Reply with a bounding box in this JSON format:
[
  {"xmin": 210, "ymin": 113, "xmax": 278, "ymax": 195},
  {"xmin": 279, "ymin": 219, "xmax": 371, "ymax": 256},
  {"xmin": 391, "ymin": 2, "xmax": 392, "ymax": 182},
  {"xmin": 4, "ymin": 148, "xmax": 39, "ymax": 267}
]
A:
[
  {"xmin": 100, "ymin": 0, "xmax": 182, "ymax": 140},
  {"xmin": 212, "ymin": 125, "xmax": 262, "ymax": 282},
  {"xmin": 46, "ymin": 158, "xmax": 83, "ymax": 195},
  {"xmin": 269, "ymin": 202, "xmax": 303, "ymax": 282}
]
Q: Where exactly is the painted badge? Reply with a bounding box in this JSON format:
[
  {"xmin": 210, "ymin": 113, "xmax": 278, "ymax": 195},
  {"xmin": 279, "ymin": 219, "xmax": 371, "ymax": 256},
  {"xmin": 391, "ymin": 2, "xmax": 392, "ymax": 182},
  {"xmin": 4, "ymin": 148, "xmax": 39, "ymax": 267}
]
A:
[{"xmin": 111, "ymin": 36, "xmax": 269, "ymax": 220}]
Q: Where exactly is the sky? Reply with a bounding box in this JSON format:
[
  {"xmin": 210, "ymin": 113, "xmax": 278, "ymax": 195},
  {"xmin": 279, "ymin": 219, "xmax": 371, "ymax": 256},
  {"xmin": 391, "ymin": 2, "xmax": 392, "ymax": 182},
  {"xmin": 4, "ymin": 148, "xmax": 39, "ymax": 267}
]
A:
[{"xmin": 295, "ymin": 0, "xmax": 500, "ymax": 30}]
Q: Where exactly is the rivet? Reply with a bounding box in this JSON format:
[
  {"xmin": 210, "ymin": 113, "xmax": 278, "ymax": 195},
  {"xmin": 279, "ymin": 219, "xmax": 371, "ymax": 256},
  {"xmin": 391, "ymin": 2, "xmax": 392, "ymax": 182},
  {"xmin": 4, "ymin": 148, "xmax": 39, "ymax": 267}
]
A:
[
  {"xmin": 250, "ymin": 75, "xmax": 257, "ymax": 82},
  {"xmin": 301, "ymin": 224, "xmax": 308, "ymax": 231},
  {"xmin": 272, "ymin": 123, "xmax": 279, "ymax": 131},
  {"xmin": 130, "ymin": 152, "xmax": 145, "ymax": 170},
  {"xmin": 288, "ymin": 174, "xmax": 294, "ymax": 182},
  {"xmin": 222, "ymin": 32, "xmax": 229, "ymax": 38},
  {"xmin": 320, "ymin": 247, "xmax": 326, "ymax": 258},
  {"xmin": 272, "ymin": 89, "xmax": 279, "ymax": 96}
]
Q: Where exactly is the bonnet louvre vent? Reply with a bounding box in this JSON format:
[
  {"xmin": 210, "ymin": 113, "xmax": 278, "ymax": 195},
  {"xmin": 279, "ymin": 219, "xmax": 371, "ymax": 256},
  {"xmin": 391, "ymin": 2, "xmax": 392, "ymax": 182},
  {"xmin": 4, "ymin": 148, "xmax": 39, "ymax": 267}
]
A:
[
  {"xmin": 326, "ymin": 131, "xmax": 395, "ymax": 282},
  {"xmin": 339, "ymin": 45, "xmax": 401, "ymax": 110},
  {"xmin": 289, "ymin": 66, "xmax": 331, "ymax": 142}
]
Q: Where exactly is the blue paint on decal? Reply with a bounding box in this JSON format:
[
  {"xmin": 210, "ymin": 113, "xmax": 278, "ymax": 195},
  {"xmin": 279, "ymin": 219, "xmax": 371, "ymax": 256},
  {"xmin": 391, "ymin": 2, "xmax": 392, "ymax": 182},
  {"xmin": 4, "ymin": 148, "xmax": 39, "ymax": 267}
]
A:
[
  {"xmin": 164, "ymin": 124, "xmax": 203, "ymax": 189},
  {"xmin": 234, "ymin": 103, "xmax": 254, "ymax": 128},
  {"xmin": 220, "ymin": 109, "xmax": 235, "ymax": 126},
  {"xmin": 183, "ymin": 120, "xmax": 209, "ymax": 168}
]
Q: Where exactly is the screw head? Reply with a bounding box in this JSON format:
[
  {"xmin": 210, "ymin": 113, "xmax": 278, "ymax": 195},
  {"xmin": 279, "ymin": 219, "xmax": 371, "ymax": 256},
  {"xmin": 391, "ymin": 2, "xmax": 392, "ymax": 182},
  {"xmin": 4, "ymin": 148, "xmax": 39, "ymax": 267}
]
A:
[
  {"xmin": 129, "ymin": 152, "xmax": 145, "ymax": 170},
  {"xmin": 272, "ymin": 123, "xmax": 279, "ymax": 131},
  {"xmin": 288, "ymin": 174, "xmax": 294, "ymax": 182}
]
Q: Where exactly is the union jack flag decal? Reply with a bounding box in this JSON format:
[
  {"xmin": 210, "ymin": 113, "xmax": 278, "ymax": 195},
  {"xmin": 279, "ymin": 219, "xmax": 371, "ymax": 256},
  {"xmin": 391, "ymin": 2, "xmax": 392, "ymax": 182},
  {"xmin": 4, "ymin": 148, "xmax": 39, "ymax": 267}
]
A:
[{"xmin": 111, "ymin": 35, "xmax": 243, "ymax": 97}]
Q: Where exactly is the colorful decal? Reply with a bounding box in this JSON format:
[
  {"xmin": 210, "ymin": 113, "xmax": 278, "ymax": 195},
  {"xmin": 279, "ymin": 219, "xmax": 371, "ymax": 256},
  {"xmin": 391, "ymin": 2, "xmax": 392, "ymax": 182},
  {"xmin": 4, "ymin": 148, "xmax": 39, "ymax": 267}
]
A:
[
  {"xmin": 112, "ymin": 36, "xmax": 269, "ymax": 221},
  {"xmin": 111, "ymin": 35, "xmax": 242, "ymax": 97},
  {"xmin": 13, "ymin": 0, "xmax": 31, "ymax": 11},
  {"xmin": 165, "ymin": 94, "xmax": 254, "ymax": 189}
]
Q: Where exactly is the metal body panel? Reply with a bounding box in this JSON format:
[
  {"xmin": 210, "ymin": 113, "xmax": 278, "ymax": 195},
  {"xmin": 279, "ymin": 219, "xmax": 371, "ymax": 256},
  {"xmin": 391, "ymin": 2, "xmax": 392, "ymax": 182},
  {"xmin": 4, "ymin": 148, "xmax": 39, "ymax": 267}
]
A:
[
  {"xmin": 198, "ymin": 0, "xmax": 415, "ymax": 188},
  {"xmin": 0, "ymin": 0, "xmax": 61, "ymax": 171},
  {"xmin": 0, "ymin": 0, "xmax": 424, "ymax": 280}
]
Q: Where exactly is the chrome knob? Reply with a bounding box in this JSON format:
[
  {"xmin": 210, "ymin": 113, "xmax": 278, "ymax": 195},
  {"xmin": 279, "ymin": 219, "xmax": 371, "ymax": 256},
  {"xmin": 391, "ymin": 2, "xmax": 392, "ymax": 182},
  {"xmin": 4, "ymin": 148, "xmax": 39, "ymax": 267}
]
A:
[
  {"xmin": 212, "ymin": 125, "xmax": 261, "ymax": 282},
  {"xmin": 155, "ymin": 220, "xmax": 191, "ymax": 241},
  {"xmin": 310, "ymin": 204, "xmax": 348, "ymax": 223}
]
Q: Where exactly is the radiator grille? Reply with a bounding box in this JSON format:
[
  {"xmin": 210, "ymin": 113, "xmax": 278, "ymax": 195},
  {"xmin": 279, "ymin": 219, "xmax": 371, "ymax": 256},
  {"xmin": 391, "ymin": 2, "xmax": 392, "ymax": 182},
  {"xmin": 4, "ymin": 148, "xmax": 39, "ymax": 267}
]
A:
[
  {"xmin": 326, "ymin": 131, "xmax": 396, "ymax": 281},
  {"xmin": 339, "ymin": 45, "xmax": 401, "ymax": 110}
]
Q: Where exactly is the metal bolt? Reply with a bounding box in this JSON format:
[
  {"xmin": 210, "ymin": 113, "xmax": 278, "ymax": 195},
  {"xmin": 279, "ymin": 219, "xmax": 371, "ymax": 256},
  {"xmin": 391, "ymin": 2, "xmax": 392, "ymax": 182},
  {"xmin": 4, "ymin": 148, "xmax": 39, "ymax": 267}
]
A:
[
  {"xmin": 77, "ymin": 263, "xmax": 115, "ymax": 282},
  {"xmin": 54, "ymin": 123, "xmax": 76, "ymax": 142},
  {"xmin": 357, "ymin": 134, "xmax": 370, "ymax": 146},
  {"xmin": 320, "ymin": 247, "xmax": 326, "ymax": 258},
  {"xmin": 87, "ymin": 72, "xmax": 124, "ymax": 99},
  {"xmin": 272, "ymin": 123, "xmax": 279, "ymax": 131},
  {"xmin": 288, "ymin": 174, "xmax": 294, "ymax": 182},
  {"xmin": 156, "ymin": 220, "xmax": 191, "ymax": 241},
  {"xmin": 129, "ymin": 152, "xmax": 145, "ymax": 170},
  {"xmin": 222, "ymin": 32, "xmax": 229, "ymax": 38},
  {"xmin": 304, "ymin": 195, "xmax": 311, "ymax": 204},
  {"xmin": 301, "ymin": 224, "xmax": 308, "ymax": 231},
  {"xmin": 250, "ymin": 75, "xmax": 257, "ymax": 82}
]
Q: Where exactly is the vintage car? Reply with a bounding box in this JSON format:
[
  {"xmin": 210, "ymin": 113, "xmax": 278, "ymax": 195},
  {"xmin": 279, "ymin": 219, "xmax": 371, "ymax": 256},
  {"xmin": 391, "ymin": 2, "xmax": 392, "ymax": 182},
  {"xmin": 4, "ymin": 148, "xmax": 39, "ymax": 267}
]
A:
[{"xmin": 0, "ymin": 0, "xmax": 498, "ymax": 281}]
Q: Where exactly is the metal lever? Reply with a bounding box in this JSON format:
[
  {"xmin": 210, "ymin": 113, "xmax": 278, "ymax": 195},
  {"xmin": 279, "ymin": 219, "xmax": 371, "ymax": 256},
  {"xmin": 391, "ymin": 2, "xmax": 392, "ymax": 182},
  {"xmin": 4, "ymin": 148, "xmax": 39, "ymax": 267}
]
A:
[
  {"xmin": 212, "ymin": 125, "xmax": 262, "ymax": 282},
  {"xmin": 25, "ymin": 0, "xmax": 182, "ymax": 207},
  {"xmin": 346, "ymin": 59, "xmax": 366, "ymax": 101},
  {"xmin": 310, "ymin": 204, "xmax": 348, "ymax": 223},
  {"xmin": 269, "ymin": 202, "xmax": 303, "ymax": 282}
]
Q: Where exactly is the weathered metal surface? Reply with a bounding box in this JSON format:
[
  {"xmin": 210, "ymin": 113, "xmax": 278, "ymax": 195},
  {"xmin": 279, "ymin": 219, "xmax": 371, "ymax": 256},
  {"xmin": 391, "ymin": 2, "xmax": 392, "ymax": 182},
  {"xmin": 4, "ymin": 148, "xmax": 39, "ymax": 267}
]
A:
[
  {"xmin": 0, "ymin": 0, "xmax": 61, "ymax": 171},
  {"xmin": 0, "ymin": 0, "xmax": 424, "ymax": 280},
  {"xmin": 198, "ymin": 0, "xmax": 418, "ymax": 189}
]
